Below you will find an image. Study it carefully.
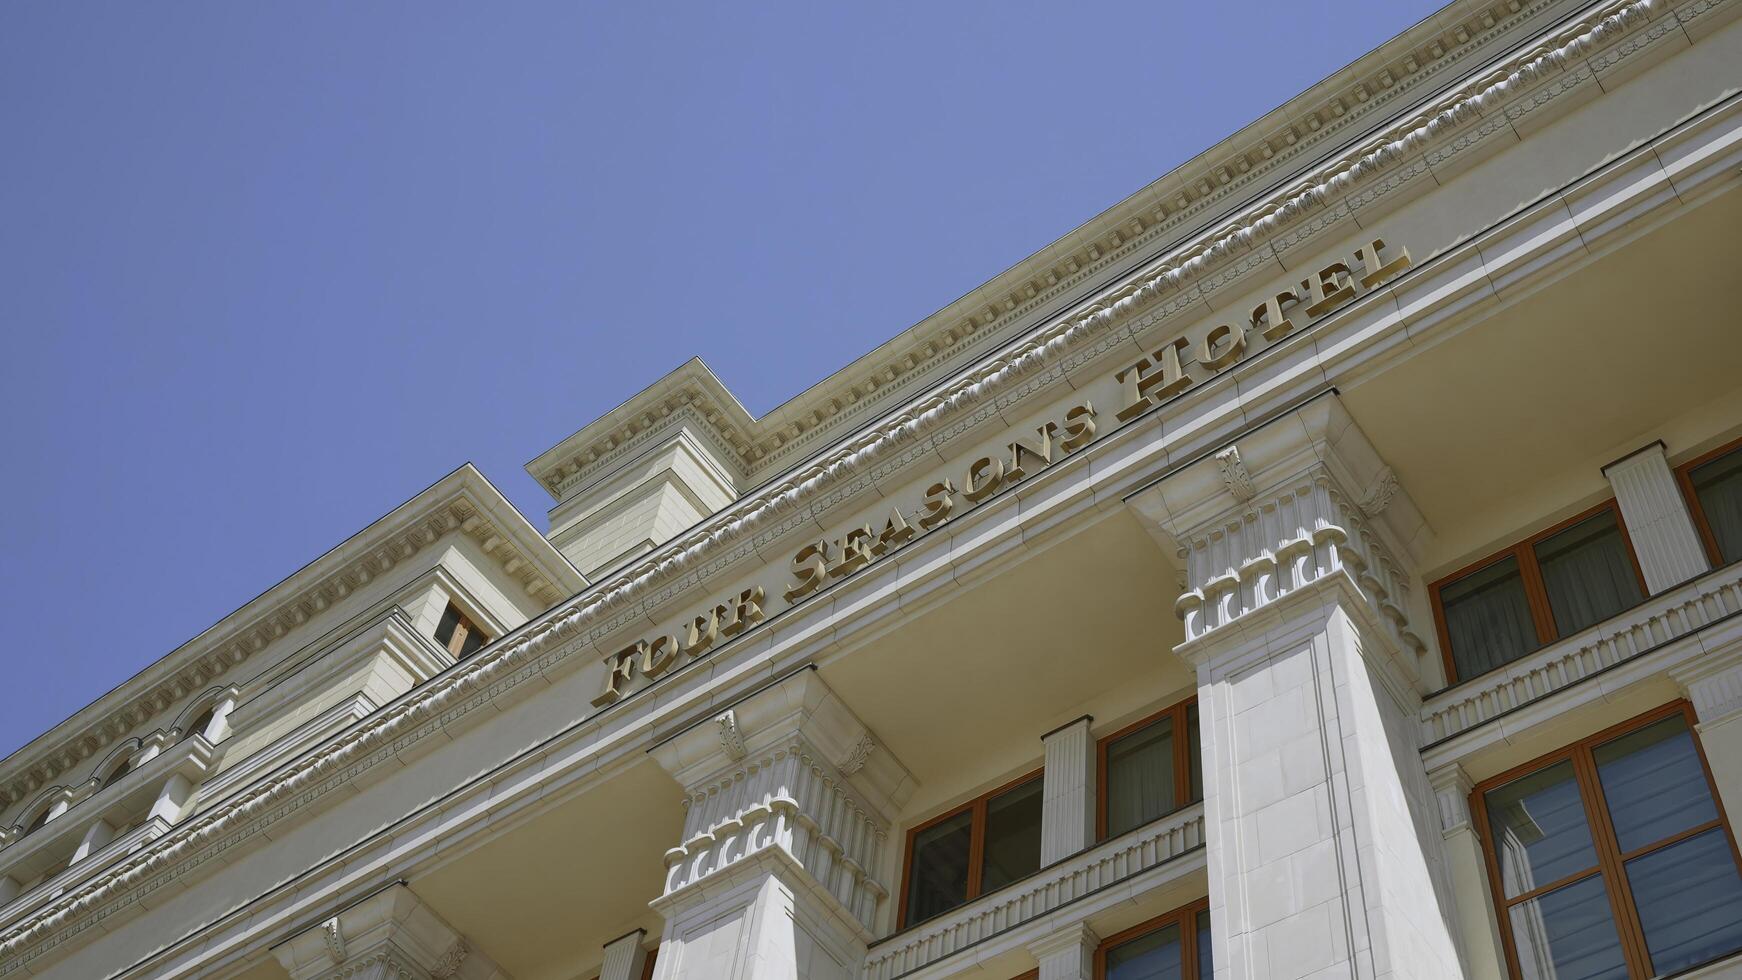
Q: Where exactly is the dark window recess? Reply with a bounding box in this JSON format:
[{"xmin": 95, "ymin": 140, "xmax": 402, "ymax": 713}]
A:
[
  {"xmin": 1432, "ymin": 503, "xmax": 1645, "ymax": 683},
  {"xmin": 1098, "ymin": 900, "xmax": 1213, "ymax": 980},
  {"xmin": 1684, "ymin": 442, "xmax": 1742, "ymax": 566},
  {"xmin": 1100, "ymin": 698, "xmax": 1202, "ymax": 841},
  {"xmin": 900, "ymin": 773, "xmax": 1044, "ymax": 927},
  {"xmin": 180, "ymin": 707, "xmax": 214, "ymax": 743},
  {"xmin": 101, "ymin": 757, "xmax": 131, "ymax": 789},
  {"xmin": 436, "ymin": 603, "xmax": 489, "ymax": 658}
]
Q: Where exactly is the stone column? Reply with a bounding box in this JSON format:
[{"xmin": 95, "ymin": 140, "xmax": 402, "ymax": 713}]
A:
[
  {"xmin": 599, "ymin": 928, "xmax": 649, "ymax": 980},
  {"xmin": 148, "ymin": 773, "xmax": 195, "ymax": 825},
  {"xmin": 271, "ymin": 882, "xmax": 511, "ymax": 980},
  {"xmin": 646, "ymin": 669, "xmax": 915, "ymax": 980},
  {"xmin": 1040, "ymin": 716, "xmax": 1096, "ymax": 864},
  {"xmin": 69, "ymin": 817, "xmax": 116, "ymax": 864},
  {"xmin": 1603, "ymin": 442, "xmax": 1710, "ymax": 592},
  {"xmin": 1129, "ymin": 398, "xmax": 1464, "ymax": 980},
  {"xmin": 1428, "ymin": 764, "xmax": 1505, "ymax": 980},
  {"xmin": 1673, "ymin": 648, "xmax": 1742, "ymax": 821},
  {"xmin": 1028, "ymin": 921, "xmax": 1098, "ymax": 980}
]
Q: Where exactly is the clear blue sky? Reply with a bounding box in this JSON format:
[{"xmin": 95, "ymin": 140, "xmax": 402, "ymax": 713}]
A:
[{"xmin": 0, "ymin": 2, "xmax": 1441, "ymax": 755}]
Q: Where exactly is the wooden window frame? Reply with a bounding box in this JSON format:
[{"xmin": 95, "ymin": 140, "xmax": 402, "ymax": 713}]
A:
[
  {"xmin": 1470, "ymin": 700, "xmax": 1742, "ymax": 980},
  {"xmin": 436, "ymin": 601, "xmax": 489, "ymax": 658},
  {"xmin": 1093, "ymin": 896, "xmax": 1212, "ymax": 980},
  {"xmin": 1429, "ymin": 500, "xmax": 1647, "ymax": 684},
  {"xmin": 896, "ymin": 769, "xmax": 1043, "ymax": 929},
  {"xmin": 1674, "ymin": 435, "xmax": 1742, "ymax": 568},
  {"xmin": 1096, "ymin": 696, "xmax": 1199, "ymax": 842}
]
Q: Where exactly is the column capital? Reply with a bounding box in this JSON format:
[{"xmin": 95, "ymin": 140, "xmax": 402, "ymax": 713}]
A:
[
  {"xmin": 1428, "ymin": 762, "xmax": 1476, "ymax": 836},
  {"xmin": 647, "ymin": 668, "xmax": 916, "ymax": 938},
  {"xmin": 1671, "ymin": 646, "xmax": 1742, "ymax": 726},
  {"xmin": 271, "ymin": 883, "xmax": 509, "ymax": 980},
  {"xmin": 1128, "ymin": 397, "xmax": 1433, "ymax": 681},
  {"xmin": 1027, "ymin": 920, "xmax": 1099, "ymax": 980}
]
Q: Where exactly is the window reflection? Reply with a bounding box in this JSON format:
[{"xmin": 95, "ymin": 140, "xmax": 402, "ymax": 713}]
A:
[{"xmin": 1484, "ymin": 761, "xmax": 1598, "ymax": 898}]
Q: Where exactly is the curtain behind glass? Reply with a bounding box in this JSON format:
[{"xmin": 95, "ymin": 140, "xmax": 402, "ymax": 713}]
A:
[
  {"xmin": 1692, "ymin": 448, "xmax": 1742, "ymax": 564},
  {"xmin": 1441, "ymin": 555, "xmax": 1539, "ymax": 679},
  {"xmin": 1107, "ymin": 718, "xmax": 1174, "ymax": 838},
  {"xmin": 905, "ymin": 810, "xmax": 971, "ymax": 923},
  {"xmin": 1534, "ymin": 511, "xmax": 1642, "ymax": 637},
  {"xmin": 980, "ymin": 779, "xmax": 1043, "ymax": 892}
]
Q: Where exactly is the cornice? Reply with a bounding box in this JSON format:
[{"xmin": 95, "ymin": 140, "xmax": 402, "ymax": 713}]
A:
[
  {"xmin": 526, "ymin": 0, "xmax": 1593, "ymax": 500},
  {"xmin": 0, "ymin": 0, "xmax": 1725, "ymax": 970},
  {"xmin": 0, "ymin": 466, "xmax": 583, "ymax": 810}
]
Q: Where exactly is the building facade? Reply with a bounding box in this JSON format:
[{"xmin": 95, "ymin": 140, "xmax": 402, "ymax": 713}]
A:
[{"xmin": 5, "ymin": 1, "xmax": 1742, "ymax": 978}]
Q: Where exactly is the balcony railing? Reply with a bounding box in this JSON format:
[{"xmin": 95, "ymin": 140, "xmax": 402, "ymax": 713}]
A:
[
  {"xmin": 863, "ymin": 802, "xmax": 1204, "ymax": 980},
  {"xmin": 1421, "ymin": 559, "xmax": 1742, "ymax": 745}
]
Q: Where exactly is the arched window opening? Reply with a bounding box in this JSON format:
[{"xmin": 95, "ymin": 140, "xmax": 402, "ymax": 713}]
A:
[
  {"xmin": 101, "ymin": 756, "xmax": 132, "ymax": 790},
  {"xmin": 180, "ymin": 707, "xmax": 215, "ymax": 743},
  {"xmin": 24, "ymin": 806, "xmax": 51, "ymax": 835}
]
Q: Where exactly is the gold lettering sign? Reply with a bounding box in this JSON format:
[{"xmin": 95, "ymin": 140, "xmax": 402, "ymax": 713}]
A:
[
  {"xmin": 785, "ymin": 400, "xmax": 1099, "ymax": 600},
  {"xmin": 1115, "ymin": 237, "xmax": 1409, "ymax": 421},
  {"xmin": 589, "ymin": 236, "xmax": 1411, "ymax": 713},
  {"xmin": 589, "ymin": 586, "xmax": 766, "ymax": 707}
]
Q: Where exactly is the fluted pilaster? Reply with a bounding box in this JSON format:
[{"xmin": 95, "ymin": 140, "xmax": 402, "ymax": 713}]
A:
[{"xmin": 1604, "ymin": 442, "xmax": 1710, "ymax": 592}]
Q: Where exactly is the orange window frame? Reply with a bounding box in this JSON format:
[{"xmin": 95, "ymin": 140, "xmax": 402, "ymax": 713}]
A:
[
  {"xmin": 1470, "ymin": 701, "xmax": 1742, "ymax": 980},
  {"xmin": 1428, "ymin": 500, "xmax": 1647, "ymax": 684},
  {"xmin": 436, "ymin": 602, "xmax": 488, "ymax": 658},
  {"xmin": 1093, "ymin": 896, "xmax": 1212, "ymax": 980},
  {"xmin": 896, "ymin": 769, "xmax": 1043, "ymax": 929},
  {"xmin": 1096, "ymin": 696, "xmax": 1198, "ymax": 841},
  {"xmin": 1675, "ymin": 435, "xmax": 1742, "ymax": 568}
]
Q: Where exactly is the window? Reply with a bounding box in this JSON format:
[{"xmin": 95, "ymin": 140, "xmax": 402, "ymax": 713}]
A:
[
  {"xmin": 1678, "ymin": 437, "xmax": 1742, "ymax": 567},
  {"xmin": 1473, "ymin": 703, "xmax": 1742, "ymax": 979},
  {"xmin": 899, "ymin": 772, "xmax": 1043, "ymax": 927},
  {"xmin": 1099, "ymin": 698, "xmax": 1201, "ymax": 840},
  {"xmin": 435, "ymin": 602, "xmax": 488, "ymax": 658},
  {"xmin": 100, "ymin": 756, "xmax": 132, "ymax": 790},
  {"xmin": 23, "ymin": 806, "xmax": 51, "ymax": 835},
  {"xmin": 180, "ymin": 706, "xmax": 215, "ymax": 743},
  {"xmin": 1431, "ymin": 502, "xmax": 1645, "ymax": 683},
  {"xmin": 1095, "ymin": 899, "xmax": 1212, "ymax": 980}
]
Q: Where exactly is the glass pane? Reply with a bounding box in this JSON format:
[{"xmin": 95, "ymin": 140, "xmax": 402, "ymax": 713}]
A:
[
  {"xmin": 905, "ymin": 809, "xmax": 972, "ymax": 924},
  {"xmin": 1484, "ymin": 760, "xmax": 1599, "ymax": 898},
  {"xmin": 1107, "ymin": 717, "xmax": 1175, "ymax": 838},
  {"xmin": 1106, "ymin": 922, "xmax": 1183, "ymax": 980},
  {"xmin": 435, "ymin": 604, "xmax": 463, "ymax": 648},
  {"xmin": 1534, "ymin": 510, "xmax": 1643, "ymax": 637},
  {"xmin": 980, "ymin": 778, "xmax": 1043, "ymax": 892},
  {"xmin": 1507, "ymin": 874, "xmax": 1630, "ymax": 980},
  {"xmin": 458, "ymin": 625, "xmax": 487, "ymax": 658},
  {"xmin": 1691, "ymin": 447, "xmax": 1742, "ymax": 565},
  {"xmin": 1626, "ymin": 828, "xmax": 1742, "ymax": 975},
  {"xmin": 1196, "ymin": 909, "xmax": 1212, "ymax": 980},
  {"xmin": 1441, "ymin": 555, "xmax": 1540, "ymax": 679},
  {"xmin": 1592, "ymin": 714, "xmax": 1718, "ymax": 852},
  {"xmin": 1186, "ymin": 704, "xmax": 1203, "ymax": 803}
]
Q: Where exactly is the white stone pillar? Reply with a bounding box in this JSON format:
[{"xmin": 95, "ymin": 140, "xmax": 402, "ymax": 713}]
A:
[
  {"xmin": 272, "ymin": 882, "xmax": 511, "ymax": 980},
  {"xmin": 647, "ymin": 670, "xmax": 915, "ymax": 980},
  {"xmin": 69, "ymin": 818, "xmax": 116, "ymax": 865},
  {"xmin": 599, "ymin": 929, "xmax": 648, "ymax": 980},
  {"xmin": 1040, "ymin": 715, "xmax": 1096, "ymax": 863},
  {"xmin": 1603, "ymin": 442, "xmax": 1710, "ymax": 592},
  {"xmin": 1429, "ymin": 764, "xmax": 1506, "ymax": 980},
  {"xmin": 1130, "ymin": 398, "xmax": 1463, "ymax": 980},
  {"xmin": 204, "ymin": 689, "xmax": 239, "ymax": 744},
  {"xmin": 1028, "ymin": 921, "xmax": 1098, "ymax": 980},
  {"xmin": 1673, "ymin": 650, "xmax": 1742, "ymax": 822},
  {"xmin": 0, "ymin": 875, "xmax": 20, "ymax": 906},
  {"xmin": 149, "ymin": 773, "xmax": 195, "ymax": 825}
]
